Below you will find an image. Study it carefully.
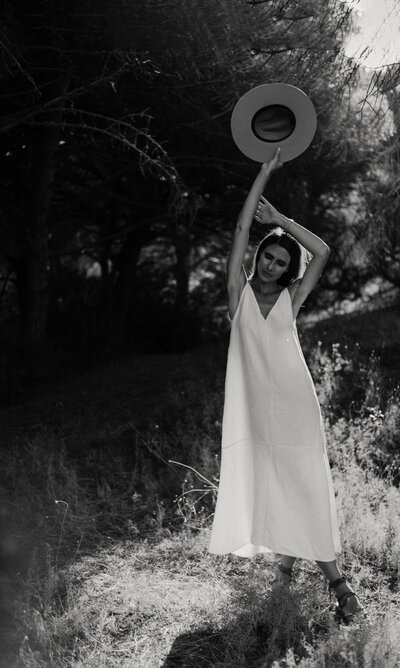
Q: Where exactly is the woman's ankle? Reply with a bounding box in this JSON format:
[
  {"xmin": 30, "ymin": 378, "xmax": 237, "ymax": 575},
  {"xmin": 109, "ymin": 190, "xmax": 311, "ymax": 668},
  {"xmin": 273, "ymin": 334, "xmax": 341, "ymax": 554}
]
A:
[
  {"xmin": 333, "ymin": 581, "xmax": 352, "ymax": 598},
  {"xmin": 329, "ymin": 576, "xmax": 351, "ymax": 589},
  {"xmin": 278, "ymin": 563, "xmax": 293, "ymax": 579},
  {"xmin": 279, "ymin": 554, "xmax": 296, "ymax": 570}
]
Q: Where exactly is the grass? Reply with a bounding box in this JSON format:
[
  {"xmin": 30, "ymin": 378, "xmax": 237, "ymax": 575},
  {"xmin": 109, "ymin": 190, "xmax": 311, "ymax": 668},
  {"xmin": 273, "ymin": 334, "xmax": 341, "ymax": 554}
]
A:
[{"xmin": 2, "ymin": 304, "xmax": 400, "ymax": 666}]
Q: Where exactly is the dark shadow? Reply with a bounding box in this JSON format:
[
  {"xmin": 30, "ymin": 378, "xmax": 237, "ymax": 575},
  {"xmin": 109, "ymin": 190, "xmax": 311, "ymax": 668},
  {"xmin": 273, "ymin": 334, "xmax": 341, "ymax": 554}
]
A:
[
  {"xmin": 162, "ymin": 584, "xmax": 329, "ymax": 668},
  {"xmin": 162, "ymin": 627, "xmax": 226, "ymax": 667}
]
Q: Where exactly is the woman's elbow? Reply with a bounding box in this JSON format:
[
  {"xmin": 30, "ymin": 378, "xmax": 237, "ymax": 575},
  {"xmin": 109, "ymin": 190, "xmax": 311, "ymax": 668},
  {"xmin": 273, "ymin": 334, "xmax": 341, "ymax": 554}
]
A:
[{"xmin": 319, "ymin": 243, "xmax": 330, "ymax": 258}]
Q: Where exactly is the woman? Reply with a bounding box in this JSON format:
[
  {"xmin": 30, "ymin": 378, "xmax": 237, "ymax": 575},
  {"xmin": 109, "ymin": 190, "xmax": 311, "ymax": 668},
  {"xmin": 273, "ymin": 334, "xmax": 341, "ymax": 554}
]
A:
[{"xmin": 208, "ymin": 148, "xmax": 363, "ymax": 622}]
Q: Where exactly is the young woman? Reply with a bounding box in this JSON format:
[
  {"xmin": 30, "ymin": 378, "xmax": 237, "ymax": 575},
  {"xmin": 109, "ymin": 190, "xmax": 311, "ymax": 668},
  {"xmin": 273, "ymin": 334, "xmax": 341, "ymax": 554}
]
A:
[{"xmin": 208, "ymin": 148, "xmax": 363, "ymax": 622}]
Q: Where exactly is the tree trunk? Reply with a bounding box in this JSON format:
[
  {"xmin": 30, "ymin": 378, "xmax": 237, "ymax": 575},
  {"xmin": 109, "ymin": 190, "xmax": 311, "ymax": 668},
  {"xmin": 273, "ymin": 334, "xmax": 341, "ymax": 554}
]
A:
[
  {"xmin": 19, "ymin": 93, "xmax": 66, "ymax": 364},
  {"xmin": 112, "ymin": 229, "xmax": 146, "ymax": 342}
]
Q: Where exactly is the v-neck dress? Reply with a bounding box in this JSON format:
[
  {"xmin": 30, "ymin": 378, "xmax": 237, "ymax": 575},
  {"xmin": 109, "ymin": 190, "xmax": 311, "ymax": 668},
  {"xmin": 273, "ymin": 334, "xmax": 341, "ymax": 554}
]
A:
[{"xmin": 208, "ymin": 282, "xmax": 340, "ymax": 561}]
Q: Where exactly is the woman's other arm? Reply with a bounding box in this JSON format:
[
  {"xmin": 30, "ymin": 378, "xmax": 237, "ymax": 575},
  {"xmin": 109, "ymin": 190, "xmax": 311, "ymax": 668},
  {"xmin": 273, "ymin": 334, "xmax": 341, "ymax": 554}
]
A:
[
  {"xmin": 256, "ymin": 196, "xmax": 330, "ymax": 318},
  {"xmin": 227, "ymin": 149, "xmax": 282, "ymax": 318}
]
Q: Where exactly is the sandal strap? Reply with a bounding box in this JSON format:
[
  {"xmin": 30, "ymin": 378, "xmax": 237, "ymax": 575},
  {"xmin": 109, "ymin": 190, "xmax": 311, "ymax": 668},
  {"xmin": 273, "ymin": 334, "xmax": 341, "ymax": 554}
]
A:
[
  {"xmin": 336, "ymin": 590, "xmax": 356, "ymax": 608},
  {"xmin": 329, "ymin": 576, "xmax": 347, "ymax": 590}
]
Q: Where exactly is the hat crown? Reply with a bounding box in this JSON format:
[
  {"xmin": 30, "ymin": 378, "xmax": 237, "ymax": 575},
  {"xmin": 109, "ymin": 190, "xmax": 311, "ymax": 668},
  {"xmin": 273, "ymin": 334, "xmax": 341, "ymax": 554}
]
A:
[{"xmin": 251, "ymin": 104, "xmax": 296, "ymax": 143}]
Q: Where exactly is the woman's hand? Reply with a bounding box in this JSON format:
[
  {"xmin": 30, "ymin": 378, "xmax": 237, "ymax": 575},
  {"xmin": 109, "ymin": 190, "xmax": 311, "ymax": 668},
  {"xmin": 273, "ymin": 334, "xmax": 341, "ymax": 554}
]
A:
[
  {"xmin": 254, "ymin": 195, "xmax": 281, "ymax": 225},
  {"xmin": 260, "ymin": 147, "xmax": 283, "ymax": 175}
]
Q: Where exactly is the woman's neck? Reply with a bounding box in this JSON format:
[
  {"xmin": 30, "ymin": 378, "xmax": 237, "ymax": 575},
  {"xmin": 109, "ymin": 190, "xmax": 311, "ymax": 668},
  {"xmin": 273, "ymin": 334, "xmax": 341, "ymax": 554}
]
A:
[{"xmin": 253, "ymin": 278, "xmax": 280, "ymax": 295}]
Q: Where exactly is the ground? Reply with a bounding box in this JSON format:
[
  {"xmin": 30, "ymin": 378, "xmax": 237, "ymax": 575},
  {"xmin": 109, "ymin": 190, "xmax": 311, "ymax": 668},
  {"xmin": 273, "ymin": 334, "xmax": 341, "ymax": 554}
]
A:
[{"xmin": 2, "ymin": 301, "xmax": 400, "ymax": 667}]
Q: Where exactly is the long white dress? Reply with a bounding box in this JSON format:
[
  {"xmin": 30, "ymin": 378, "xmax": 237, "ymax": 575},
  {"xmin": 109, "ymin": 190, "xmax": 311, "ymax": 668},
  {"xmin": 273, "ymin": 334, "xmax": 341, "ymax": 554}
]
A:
[{"xmin": 208, "ymin": 282, "xmax": 341, "ymax": 561}]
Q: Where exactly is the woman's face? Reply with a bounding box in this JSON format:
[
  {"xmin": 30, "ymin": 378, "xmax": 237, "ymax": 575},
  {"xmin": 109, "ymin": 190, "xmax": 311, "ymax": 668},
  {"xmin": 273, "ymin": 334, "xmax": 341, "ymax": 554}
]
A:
[{"xmin": 256, "ymin": 243, "xmax": 291, "ymax": 284}]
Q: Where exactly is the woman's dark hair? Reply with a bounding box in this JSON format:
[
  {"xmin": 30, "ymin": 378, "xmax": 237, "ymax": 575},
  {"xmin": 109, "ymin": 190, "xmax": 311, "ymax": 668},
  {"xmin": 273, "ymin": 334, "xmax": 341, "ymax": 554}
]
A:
[{"xmin": 250, "ymin": 227, "xmax": 304, "ymax": 287}]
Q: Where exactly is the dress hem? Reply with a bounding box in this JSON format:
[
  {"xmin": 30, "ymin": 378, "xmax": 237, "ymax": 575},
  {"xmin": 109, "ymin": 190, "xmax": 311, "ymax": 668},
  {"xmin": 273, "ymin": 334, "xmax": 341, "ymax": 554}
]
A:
[{"xmin": 208, "ymin": 540, "xmax": 340, "ymax": 562}]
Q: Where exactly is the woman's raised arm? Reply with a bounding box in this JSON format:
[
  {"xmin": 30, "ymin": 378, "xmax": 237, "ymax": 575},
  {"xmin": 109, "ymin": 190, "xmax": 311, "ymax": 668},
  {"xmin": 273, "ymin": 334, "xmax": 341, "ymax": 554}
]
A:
[
  {"xmin": 255, "ymin": 196, "xmax": 330, "ymax": 318},
  {"xmin": 227, "ymin": 149, "xmax": 282, "ymax": 318}
]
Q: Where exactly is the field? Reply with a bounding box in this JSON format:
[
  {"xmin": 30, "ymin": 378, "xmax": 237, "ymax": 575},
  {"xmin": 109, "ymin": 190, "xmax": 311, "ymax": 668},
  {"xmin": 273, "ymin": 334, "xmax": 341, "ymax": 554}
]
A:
[{"xmin": 1, "ymin": 302, "xmax": 400, "ymax": 667}]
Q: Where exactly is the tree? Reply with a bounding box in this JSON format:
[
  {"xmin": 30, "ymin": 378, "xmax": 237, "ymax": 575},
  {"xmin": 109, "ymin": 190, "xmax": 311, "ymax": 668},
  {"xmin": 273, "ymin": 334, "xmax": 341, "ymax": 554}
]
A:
[
  {"xmin": 358, "ymin": 87, "xmax": 400, "ymax": 287},
  {"xmin": 114, "ymin": 0, "xmax": 365, "ymax": 310},
  {"xmin": 0, "ymin": 0, "xmax": 369, "ymax": 367},
  {"xmin": 0, "ymin": 0, "xmax": 188, "ymax": 359}
]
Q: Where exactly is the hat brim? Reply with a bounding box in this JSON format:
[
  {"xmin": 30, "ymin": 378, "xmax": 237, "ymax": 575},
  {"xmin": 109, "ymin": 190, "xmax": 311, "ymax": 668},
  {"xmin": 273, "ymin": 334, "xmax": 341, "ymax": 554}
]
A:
[{"xmin": 231, "ymin": 83, "xmax": 317, "ymax": 163}]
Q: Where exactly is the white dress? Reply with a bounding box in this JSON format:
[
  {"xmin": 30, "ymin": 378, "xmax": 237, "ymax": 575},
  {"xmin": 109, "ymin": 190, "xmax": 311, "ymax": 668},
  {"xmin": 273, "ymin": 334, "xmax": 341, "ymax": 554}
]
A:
[{"xmin": 208, "ymin": 282, "xmax": 341, "ymax": 561}]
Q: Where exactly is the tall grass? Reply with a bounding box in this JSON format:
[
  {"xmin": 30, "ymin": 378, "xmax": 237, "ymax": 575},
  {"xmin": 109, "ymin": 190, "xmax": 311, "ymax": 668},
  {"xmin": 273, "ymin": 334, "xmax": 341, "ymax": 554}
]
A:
[{"xmin": 1, "ymin": 337, "xmax": 400, "ymax": 666}]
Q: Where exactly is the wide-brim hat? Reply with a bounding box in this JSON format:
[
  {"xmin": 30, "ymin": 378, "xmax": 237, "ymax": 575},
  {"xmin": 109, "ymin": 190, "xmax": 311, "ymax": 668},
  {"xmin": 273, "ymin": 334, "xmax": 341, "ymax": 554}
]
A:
[{"xmin": 231, "ymin": 83, "xmax": 317, "ymax": 163}]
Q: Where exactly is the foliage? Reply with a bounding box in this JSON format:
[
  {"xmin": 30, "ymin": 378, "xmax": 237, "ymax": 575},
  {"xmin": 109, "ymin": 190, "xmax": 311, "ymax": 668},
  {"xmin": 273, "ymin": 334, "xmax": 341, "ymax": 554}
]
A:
[
  {"xmin": 0, "ymin": 0, "xmax": 371, "ymax": 372},
  {"xmin": 357, "ymin": 89, "xmax": 400, "ymax": 288}
]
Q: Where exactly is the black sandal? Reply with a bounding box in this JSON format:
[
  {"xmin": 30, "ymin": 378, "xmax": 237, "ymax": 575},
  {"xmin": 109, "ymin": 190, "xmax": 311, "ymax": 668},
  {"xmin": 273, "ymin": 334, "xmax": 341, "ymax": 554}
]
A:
[{"xmin": 329, "ymin": 576, "xmax": 364, "ymax": 623}]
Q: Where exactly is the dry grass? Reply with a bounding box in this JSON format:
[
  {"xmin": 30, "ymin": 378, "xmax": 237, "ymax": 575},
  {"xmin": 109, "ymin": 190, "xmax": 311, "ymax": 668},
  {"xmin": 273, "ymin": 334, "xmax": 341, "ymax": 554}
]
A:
[
  {"xmin": 2, "ymin": 329, "xmax": 400, "ymax": 667},
  {"xmin": 11, "ymin": 527, "xmax": 400, "ymax": 667}
]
